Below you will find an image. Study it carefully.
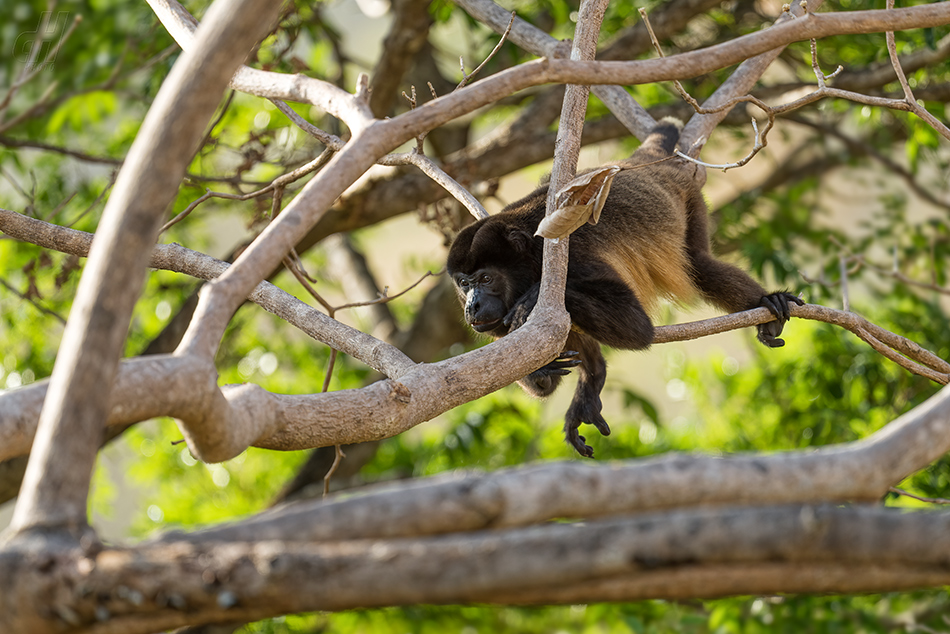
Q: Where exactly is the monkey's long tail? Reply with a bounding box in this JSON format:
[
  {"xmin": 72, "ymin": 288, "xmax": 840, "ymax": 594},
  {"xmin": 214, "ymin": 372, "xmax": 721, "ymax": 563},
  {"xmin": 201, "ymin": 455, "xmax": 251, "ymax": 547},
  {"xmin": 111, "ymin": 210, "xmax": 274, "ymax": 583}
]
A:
[{"xmin": 634, "ymin": 117, "xmax": 683, "ymax": 160}]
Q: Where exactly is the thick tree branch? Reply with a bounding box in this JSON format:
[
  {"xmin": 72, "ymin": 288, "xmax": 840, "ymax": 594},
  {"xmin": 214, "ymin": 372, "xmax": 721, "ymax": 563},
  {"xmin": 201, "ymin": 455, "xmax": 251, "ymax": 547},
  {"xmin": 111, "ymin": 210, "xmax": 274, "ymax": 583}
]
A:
[
  {"xmin": 9, "ymin": 0, "xmax": 284, "ymax": 534},
  {"xmin": 7, "ymin": 503, "xmax": 950, "ymax": 632}
]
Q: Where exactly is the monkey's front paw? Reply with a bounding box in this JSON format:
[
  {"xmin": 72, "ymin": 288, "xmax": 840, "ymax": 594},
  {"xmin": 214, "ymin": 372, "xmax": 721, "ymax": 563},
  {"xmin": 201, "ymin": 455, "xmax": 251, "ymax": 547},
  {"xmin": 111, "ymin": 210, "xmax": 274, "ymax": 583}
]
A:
[
  {"xmin": 545, "ymin": 350, "xmax": 581, "ymax": 375},
  {"xmin": 503, "ymin": 302, "xmax": 533, "ymax": 332},
  {"xmin": 503, "ymin": 286, "xmax": 540, "ymax": 332},
  {"xmin": 761, "ymin": 291, "xmax": 804, "ymax": 321},
  {"xmin": 520, "ymin": 351, "xmax": 580, "ymax": 397},
  {"xmin": 757, "ymin": 292, "xmax": 804, "ymax": 347}
]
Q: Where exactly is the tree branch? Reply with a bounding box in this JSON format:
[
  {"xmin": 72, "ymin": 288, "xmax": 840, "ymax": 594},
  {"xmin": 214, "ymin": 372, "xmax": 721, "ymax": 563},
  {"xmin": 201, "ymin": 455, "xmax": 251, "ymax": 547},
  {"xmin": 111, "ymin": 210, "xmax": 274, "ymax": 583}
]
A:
[{"xmin": 9, "ymin": 0, "xmax": 284, "ymax": 534}]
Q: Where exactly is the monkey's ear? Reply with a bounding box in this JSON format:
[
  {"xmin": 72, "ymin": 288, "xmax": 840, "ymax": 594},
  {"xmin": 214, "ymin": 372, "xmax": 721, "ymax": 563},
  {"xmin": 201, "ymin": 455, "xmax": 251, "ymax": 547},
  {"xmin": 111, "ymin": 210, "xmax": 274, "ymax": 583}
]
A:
[{"xmin": 506, "ymin": 229, "xmax": 535, "ymax": 253}]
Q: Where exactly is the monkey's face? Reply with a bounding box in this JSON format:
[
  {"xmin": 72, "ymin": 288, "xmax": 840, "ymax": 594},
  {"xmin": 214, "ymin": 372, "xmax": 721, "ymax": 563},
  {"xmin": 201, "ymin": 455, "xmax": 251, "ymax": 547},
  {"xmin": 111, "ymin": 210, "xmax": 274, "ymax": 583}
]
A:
[{"xmin": 452, "ymin": 268, "xmax": 508, "ymax": 332}]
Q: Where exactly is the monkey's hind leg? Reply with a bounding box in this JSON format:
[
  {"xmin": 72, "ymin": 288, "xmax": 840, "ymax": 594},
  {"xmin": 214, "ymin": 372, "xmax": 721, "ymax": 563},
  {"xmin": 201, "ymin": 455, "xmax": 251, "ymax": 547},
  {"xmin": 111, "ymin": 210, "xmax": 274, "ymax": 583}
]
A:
[{"xmin": 563, "ymin": 332, "xmax": 610, "ymax": 458}]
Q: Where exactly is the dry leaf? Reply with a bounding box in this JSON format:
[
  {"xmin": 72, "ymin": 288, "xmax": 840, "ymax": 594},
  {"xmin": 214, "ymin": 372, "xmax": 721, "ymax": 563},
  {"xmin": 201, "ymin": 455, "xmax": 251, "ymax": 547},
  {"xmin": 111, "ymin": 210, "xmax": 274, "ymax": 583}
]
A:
[{"xmin": 535, "ymin": 165, "xmax": 622, "ymax": 240}]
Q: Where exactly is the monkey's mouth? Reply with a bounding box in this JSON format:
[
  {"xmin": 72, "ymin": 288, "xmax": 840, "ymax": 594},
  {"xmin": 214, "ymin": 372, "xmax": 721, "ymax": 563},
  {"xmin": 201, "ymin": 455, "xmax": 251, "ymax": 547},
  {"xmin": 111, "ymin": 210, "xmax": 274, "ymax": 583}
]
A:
[{"xmin": 470, "ymin": 319, "xmax": 501, "ymax": 332}]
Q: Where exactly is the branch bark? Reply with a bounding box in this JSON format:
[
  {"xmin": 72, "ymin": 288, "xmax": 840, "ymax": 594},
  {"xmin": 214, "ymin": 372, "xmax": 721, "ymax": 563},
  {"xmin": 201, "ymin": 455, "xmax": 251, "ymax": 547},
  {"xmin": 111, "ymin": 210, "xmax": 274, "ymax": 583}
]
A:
[{"xmin": 8, "ymin": 0, "xmax": 283, "ymax": 534}]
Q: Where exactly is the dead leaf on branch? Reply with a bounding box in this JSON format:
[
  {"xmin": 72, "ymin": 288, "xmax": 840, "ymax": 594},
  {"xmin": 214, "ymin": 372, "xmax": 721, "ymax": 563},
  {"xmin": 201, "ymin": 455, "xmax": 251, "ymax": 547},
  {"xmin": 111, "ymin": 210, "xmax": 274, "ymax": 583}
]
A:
[{"xmin": 535, "ymin": 165, "xmax": 622, "ymax": 241}]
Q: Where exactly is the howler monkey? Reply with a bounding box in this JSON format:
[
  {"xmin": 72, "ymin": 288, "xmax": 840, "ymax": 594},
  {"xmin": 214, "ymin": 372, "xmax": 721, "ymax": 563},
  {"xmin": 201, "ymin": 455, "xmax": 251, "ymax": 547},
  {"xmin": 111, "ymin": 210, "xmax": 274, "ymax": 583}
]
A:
[{"xmin": 447, "ymin": 119, "xmax": 802, "ymax": 457}]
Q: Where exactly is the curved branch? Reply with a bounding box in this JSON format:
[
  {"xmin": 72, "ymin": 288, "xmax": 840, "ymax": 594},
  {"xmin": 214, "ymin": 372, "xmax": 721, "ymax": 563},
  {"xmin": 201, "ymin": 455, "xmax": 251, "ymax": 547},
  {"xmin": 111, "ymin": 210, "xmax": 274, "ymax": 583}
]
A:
[
  {"xmin": 147, "ymin": 0, "xmax": 375, "ymax": 133},
  {"xmin": 654, "ymin": 303, "xmax": 950, "ymax": 384},
  {"xmin": 9, "ymin": 0, "xmax": 285, "ymax": 534}
]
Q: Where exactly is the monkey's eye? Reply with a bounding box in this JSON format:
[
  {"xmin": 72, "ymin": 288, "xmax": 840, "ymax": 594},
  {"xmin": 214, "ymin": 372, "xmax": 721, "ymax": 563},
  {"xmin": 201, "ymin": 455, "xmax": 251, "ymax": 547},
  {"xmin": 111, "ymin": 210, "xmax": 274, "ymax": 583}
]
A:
[
  {"xmin": 480, "ymin": 274, "xmax": 492, "ymax": 285},
  {"xmin": 458, "ymin": 279, "xmax": 470, "ymax": 288}
]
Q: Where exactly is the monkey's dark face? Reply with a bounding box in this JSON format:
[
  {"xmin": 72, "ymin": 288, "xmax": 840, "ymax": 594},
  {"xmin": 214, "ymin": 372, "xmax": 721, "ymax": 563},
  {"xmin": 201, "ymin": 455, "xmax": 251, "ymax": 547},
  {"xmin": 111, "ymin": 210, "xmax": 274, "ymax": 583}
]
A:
[
  {"xmin": 447, "ymin": 216, "xmax": 542, "ymax": 336},
  {"xmin": 452, "ymin": 268, "xmax": 508, "ymax": 332}
]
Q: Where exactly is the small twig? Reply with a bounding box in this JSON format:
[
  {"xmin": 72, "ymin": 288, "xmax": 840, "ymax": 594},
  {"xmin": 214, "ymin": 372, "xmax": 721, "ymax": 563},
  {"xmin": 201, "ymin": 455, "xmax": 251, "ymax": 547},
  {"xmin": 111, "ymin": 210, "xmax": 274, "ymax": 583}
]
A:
[
  {"xmin": 890, "ymin": 487, "xmax": 950, "ymax": 505},
  {"xmin": 319, "ymin": 349, "xmax": 345, "ymax": 497},
  {"xmin": 675, "ymin": 115, "xmax": 773, "ymax": 171},
  {"xmin": 334, "ymin": 268, "xmax": 440, "ymax": 313},
  {"xmin": 0, "ymin": 278, "xmax": 67, "ymax": 324},
  {"xmin": 0, "ymin": 136, "xmax": 123, "ymax": 165},
  {"xmin": 160, "ymin": 148, "xmax": 335, "ymax": 233},
  {"xmin": 270, "ymin": 98, "xmax": 344, "ymax": 149},
  {"xmin": 885, "ymin": 0, "xmax": 950, "ymax": 141},
  {"xmin": 352, "ymin": 71, "xmax": 369, "ymax": 105},
  {"xmin": 323, "ymin": 442, "xmax": 345, "ymax": 498},
  {"xmin": 0, "ymin": 166, "xmax": 33, "ymax": 205},
  {"xmin": 198, "ymin": 90, "xmax": 236, "ymax": 154},
  {"xmin": 809, "ymin": 39, "xmax": 843, "ymax": 87},
  {"xmin": 401, "ymin": 85, "xmax": 417, "ymax": 110},
  {"xmin": 282, "ymin": 255, "xmax": 334, "ymax": 314},
  {"xmin": 839, "ymin": 255, "xmax": 851, "ymax": 312},
  {"xmin": 457, "ymin": 11, "xmax": 516, "ymax": 89},
  {"xmin": 379, "ymin": 152, "xmax": 489, "ymax": 220},
  {"xmin": 640, "ymin": 8, "xmax": 774, "ymax": 170},
  {"xmin": 401, "ymin": 86, "xmax": 427, "ymax": 151},
  {"xmin": 67, "ymin": 169, "xmax": 118, "ymax": 227}
]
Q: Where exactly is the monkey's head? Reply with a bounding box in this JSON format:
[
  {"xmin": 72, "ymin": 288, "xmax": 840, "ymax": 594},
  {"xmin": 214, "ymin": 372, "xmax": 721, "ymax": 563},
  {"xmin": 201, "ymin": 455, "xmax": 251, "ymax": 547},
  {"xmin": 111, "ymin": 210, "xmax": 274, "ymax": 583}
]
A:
[{"xmin": 447, "ymin": 217, "xmax": 541, "ymax": 335}]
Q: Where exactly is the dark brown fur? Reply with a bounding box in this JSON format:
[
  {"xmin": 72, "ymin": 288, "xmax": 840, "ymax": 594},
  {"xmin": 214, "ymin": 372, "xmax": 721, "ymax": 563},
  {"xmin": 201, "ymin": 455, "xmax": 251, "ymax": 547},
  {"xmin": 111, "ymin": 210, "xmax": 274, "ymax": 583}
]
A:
[{"xmin": 447, "ymin": 120, "xmax": 802, "ymax": 456}]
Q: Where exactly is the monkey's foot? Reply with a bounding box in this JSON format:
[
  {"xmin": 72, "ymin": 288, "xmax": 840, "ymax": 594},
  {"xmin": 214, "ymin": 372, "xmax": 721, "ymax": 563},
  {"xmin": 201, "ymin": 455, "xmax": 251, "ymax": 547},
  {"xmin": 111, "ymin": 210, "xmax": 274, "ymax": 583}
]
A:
[{"xmin": 564, "ymin": 411, "xmax": 611, "ymax": 458}]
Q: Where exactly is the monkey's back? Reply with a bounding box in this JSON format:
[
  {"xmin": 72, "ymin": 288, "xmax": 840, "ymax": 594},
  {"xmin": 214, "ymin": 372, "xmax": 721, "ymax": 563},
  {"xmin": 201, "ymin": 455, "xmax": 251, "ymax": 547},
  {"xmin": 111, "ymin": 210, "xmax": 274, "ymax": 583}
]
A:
[{"xmin": 574, "ymin": 158, "xmax": 697, "ymax": 315}]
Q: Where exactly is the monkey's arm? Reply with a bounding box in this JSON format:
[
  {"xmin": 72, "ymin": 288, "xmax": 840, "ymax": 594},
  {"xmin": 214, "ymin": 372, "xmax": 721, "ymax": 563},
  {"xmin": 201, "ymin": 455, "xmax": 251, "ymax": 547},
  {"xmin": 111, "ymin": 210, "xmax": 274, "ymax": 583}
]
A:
[
  {"xmin": 503, "ymin": 265, "xmax": 655, "ymax": 351},
  {"xmin": 688, "ymin": 251, "xmax": 803, "ymax": 347}
]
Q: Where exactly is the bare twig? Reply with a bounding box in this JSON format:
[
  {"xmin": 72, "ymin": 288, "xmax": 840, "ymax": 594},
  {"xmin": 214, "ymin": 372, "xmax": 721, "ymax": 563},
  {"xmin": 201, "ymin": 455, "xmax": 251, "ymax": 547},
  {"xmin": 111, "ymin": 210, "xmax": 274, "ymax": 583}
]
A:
[
  {"xmin": 809, "ymin": 38, "xmax": 843, "ymax": 86},
  {"xmin": 378, "ymin": 152, "xmax": 489, "ymax": 220},
  {"xmin": 323, "ymin": 443, "xmax": 345, "ymax": 497},
  {"xmin": 640, "ymin": 8, "xmax": 775, "ymax": 170},
  {"xmin": 457, "ymin": 11, "xmax": 516, "ymax": 89},
  {"xmin": 652, "ymin": 302, "xmax": 950, "ymax": 384},
  {"xmin": 890, "ymin": 487, "xmax": 950, "ymax": 505},
  {"xmin": 0, "ymin": 136, "xmax": 123, "ymax": 165},
  {"xmin": 886, "ymin": 0, "xmax": 950, "ymax": 141},
  {"xmin": 0, "ymin": 278, "xmax": 67, "ymax": 325},
  {"xmin": 160, "ymin": 148, "xmax": 336, "ymax": 233},
  {"xmin": 270, "ymin": 98, "xmax": 345, "ymax": 149},
  {"xmin": 840, "ymin": 255, "xmax": 851, "ymax": 312}
]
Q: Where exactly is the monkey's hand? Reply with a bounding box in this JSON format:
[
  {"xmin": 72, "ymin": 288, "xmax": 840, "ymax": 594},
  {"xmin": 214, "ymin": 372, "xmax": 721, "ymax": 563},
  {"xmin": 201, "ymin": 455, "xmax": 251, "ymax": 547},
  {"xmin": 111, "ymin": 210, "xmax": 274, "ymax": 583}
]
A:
[
  {"xmin": 503, "ymin": 284, "xmax": 541, "ymax": 333},
  {"xmin": 757, "ymin": 292, "xmax": 805, "ymax": 348},
  {"xmin": 521, "ymin": 351, "xmax": 581, "ymax": 397}
]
